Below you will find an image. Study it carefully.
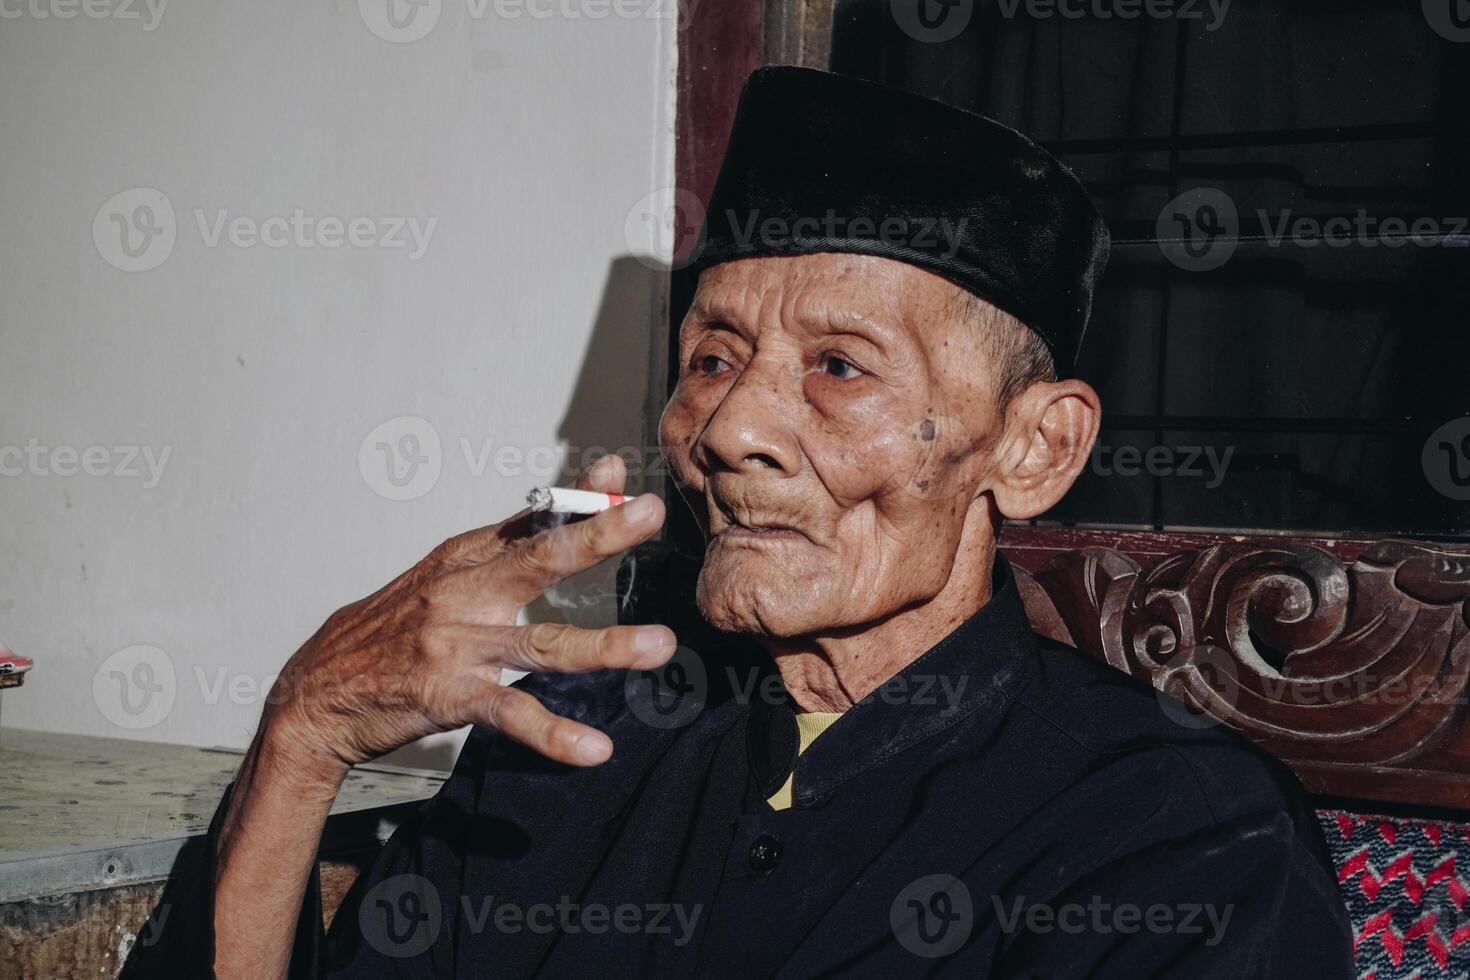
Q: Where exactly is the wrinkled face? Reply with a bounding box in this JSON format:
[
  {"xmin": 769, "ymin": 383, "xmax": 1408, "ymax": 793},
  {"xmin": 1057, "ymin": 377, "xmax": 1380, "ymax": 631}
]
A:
[{"xmin": 658, "ymin": 253, "xmax": 1009, "ymax": 638}]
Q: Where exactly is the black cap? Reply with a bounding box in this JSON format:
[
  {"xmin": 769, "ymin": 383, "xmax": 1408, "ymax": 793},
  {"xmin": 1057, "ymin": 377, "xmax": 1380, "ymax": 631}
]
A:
[{"xmin": 686, "ymin": 67, "xmax": 1110, "ymax": 376}]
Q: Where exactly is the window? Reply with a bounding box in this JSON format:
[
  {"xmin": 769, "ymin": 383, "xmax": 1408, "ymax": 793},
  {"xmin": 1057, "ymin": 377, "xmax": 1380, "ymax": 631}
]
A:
[{"xmin": 823, "ymin": 0, "xmax": 1470, "ymax": 537}]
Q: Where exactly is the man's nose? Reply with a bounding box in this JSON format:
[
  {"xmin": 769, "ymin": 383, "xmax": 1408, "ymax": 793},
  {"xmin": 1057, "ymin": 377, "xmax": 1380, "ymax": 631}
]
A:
[{"xmin": 695, "ymin": 361, "xmax": 801, "ymax": 476}]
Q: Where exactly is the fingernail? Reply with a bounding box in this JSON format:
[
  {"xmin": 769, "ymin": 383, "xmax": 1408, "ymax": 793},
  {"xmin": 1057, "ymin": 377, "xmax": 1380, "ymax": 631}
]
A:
[
  {"xmin": 634, "ymin": 625, "xmax": 675, "ymax": 656},
  {"xmin": 589, "ymin": 454, "xmax": 613, "ymax": 486},
  {"xmin": 574, "ymin": 732, "xmax": 613, "ymax": 764},
  {"xmin": 624, "ymin": 495, "xmax": 656, "ymax": 524}
]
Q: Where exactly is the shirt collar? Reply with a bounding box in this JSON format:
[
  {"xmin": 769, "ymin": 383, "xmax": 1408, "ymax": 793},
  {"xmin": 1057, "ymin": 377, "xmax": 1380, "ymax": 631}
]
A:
[{"xmin": 743, "ymin": 553, "xmax": 1039, "ymax": 806}]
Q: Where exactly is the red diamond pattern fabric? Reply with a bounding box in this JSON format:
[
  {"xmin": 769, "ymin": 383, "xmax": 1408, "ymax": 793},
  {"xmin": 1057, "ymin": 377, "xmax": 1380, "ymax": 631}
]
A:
[{"xmin": 1319, "ymin": 809, "xmax": 1470, "ymax": 979}]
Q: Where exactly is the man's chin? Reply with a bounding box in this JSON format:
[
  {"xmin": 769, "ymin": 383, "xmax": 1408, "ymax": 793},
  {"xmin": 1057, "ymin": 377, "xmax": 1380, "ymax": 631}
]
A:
[{"xmin": 695, "ymin": 558, "xmax": 826, "ymax": 639}]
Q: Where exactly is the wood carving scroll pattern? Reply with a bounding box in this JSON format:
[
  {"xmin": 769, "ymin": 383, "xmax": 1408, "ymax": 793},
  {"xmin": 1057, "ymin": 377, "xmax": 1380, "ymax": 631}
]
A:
[{"xmin": 1012, "ymin": 540, "xmax": 1470, "ymax": 770}]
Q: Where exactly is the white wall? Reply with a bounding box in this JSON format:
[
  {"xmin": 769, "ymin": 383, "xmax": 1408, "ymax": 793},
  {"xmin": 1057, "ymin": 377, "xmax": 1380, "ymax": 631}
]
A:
[{"xmin": 0, "ymin": 0, "xmax": 678, "ymax": 766}]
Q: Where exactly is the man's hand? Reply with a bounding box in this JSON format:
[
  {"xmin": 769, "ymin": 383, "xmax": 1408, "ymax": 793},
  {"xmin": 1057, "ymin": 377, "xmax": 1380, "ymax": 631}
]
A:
[
  {"xmin": 262, "ymin": 452, "xmax": 674, "ymax": 776},
  {"xmin": 214, "ymin": 454, "xmax": 671, "ymax": 980}
]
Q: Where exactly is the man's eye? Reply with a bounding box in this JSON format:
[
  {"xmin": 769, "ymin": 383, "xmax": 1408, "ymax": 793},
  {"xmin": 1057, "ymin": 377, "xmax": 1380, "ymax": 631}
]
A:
[
  {"xmin": 821, "ymin": 354, "xmax": 862, "ymax": 380},
  {"xmin": 698, "ymin": 354, "xmax": 729, "ymax": 376}
]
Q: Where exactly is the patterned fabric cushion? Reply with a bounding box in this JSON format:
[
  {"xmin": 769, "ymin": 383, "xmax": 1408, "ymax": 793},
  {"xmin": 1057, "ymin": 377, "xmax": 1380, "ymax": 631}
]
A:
[{"xmin": 1319, "ymin": 809, "xmax": 1470, "ymax": 979}]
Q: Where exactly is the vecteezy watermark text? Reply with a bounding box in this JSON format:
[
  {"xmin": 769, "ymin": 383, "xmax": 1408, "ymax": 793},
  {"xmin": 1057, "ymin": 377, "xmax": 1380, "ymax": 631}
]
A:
[
  {"xmin": 992, "ymin": 895, "xmax": 1234, "ymax": 945},
  {"xmin": 1090, "ymin": 443, "xmax": 1233, "ymax": 488},
  {"xmin": 1424, "ymin": 416, "xmax": 1470, "ymax": 501},
  {"xmin": 358, "ymin": 874, "xmax": 702, "ymax": 958},
  {"xmin": 1158, "ymin": 188, "xmax": 1470, "ymax": 272},
  {"xmin": 994, "ymin": 0, "xmax": 1229, "ymax": 29},
  {"xmin": 624, "ymin": 650, "xmax": 972, "ymax": 730},
  {"xmin": 459, "ymin": 895, "xmax": 701, "ymax": 945},
  {"xmin": 94, "ymin": 188, "xmax": 437, "ymax": 272},
  {"xmin": 357, "ymin": 416, "xmax": 677, "ymax": 502},
  {"xmin": 1257, "ymin": 209, "xmax": 1470, "ymax": 249},
  {"xmin": 711, "ymin": 209, "xmax": 970, "ymax": 262},
  {"xmin": 0, "ymin": 439, "xmax": 171, "ymax": 488},
  {"xmin": 0, "ymin": 0, "xmax": 167, "ymax": 29},
  {"xmin": 193, "ymin": 209, "xmax": 436, "ymax": 259},
  {"xmin": 358, "ymin": 0, "xmax": 685, "ymax": 43},
  {"xmin": 889, "ymin": 0, "xmax": 1228, "ymax": 44}
]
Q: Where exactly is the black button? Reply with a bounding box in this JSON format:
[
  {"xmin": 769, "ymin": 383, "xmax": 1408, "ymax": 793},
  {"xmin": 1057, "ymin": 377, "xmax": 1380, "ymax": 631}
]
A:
[{"xmin": 748, "ymin": 834, "xmax": 782, "ymax": 875}]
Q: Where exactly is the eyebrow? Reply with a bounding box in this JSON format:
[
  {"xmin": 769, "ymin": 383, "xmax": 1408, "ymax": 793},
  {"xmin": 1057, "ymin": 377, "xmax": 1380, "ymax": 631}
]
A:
[
  {"xmin": 685, "ymin": 295, "xmax": 904, "ymax": 349},
  {"xmin": 814, "ymin": 306, "xmax": 902, "ymax": 347},
  {"xmin": 685, "ymin": 297, "xmax": 749, "ymax": 330}
]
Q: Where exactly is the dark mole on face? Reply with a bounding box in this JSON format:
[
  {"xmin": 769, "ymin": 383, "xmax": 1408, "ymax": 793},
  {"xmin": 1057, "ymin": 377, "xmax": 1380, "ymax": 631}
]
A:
[{"xmin": 918, "ymin": 418, "xmax": 936, "ymax": 441}]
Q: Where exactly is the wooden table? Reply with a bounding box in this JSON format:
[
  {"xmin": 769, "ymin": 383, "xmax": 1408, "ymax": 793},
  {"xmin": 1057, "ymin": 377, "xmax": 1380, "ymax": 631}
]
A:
[{"xmin": 0, "ymin": 728, "xmax": 445, "ymax": 979}]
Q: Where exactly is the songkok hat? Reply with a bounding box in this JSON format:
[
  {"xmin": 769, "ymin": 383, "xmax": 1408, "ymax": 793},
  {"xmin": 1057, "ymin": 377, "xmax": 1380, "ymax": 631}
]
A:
[{"xmin": 687, "ymin": 66, "xmax": 1110, "ymax": 376}]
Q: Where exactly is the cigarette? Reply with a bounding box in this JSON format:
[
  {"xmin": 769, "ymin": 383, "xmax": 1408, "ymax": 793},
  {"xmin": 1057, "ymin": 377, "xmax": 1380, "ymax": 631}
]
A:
[{"xmin": 526, "ymin": 486, "xmax": 629, "ymax": 515}]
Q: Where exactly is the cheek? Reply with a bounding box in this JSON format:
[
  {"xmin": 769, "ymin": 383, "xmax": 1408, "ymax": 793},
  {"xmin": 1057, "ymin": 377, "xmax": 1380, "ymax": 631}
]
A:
[
  {"xmin": 659, "ymin": 386, "xmax": 706, "ymax": 476},
  {"xmin": 802, "ymin": 399, "xmax": 955, "ymax": 510},
  {"xmin": 877, "ymin": 419, "xmax": 984, "ymax": 548},
  {"xmin": 815, "ymin": 411, "xmax": 976, "ymax": 588}
]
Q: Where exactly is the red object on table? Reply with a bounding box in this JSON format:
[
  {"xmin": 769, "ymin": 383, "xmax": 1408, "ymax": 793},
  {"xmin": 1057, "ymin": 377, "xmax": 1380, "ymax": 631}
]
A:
[{"xmin": 0, "ymin": 646, "xmax": 32, "ymax": 687}]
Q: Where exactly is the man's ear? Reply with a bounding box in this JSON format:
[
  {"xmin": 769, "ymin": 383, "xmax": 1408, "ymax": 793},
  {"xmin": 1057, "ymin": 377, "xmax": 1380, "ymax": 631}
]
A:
[{"xmin": 987, "ymin": 379, "xmax": 1101, "ymax": 521}]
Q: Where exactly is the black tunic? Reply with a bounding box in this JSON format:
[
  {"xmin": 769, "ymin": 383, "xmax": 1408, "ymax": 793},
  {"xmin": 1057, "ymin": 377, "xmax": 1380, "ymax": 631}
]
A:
[{"xmin": 124, "ymin": 558, "xmax": 1355, "ymax": 978}]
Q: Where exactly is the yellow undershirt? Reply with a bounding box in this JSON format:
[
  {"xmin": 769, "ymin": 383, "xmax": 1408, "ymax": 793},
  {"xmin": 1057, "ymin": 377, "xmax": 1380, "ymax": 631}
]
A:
[{"xmin": 766, "ymin": 711, "xmax": 844, "ymax": 811}]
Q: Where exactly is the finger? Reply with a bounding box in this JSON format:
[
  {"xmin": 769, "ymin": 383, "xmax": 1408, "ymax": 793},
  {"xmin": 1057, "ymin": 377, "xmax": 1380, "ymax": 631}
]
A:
[
  {"xmin": 488, "ymin": 622, "xmax": 677, "ymax": 674},
  {"xmin": 471, "ymin": 685, "xmax": 614, "ymax": 766},
  {"xmin": 429, "ymin": 517, "xmax": 529, "ymax": 570},
  {"xmin": 577, "ymin": 453, "xmax": 627, "ymax": 495},
  {"xmin": 431, "ymin": 457, "xmax": 631, "ymax": 571},
  {"xmin": 496, "ymin": 493, "xmax": 665, "ymax": 603},
  {"xmin": 428, "ymin": 495, "xmax": 573, "ymax": 570}
]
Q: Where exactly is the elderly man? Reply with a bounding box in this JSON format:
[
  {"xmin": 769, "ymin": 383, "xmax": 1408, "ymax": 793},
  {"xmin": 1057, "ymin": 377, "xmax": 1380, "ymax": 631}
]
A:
[{"xmin": 127, "ymin": 67, "xmax": 1353, "ymax": 978}]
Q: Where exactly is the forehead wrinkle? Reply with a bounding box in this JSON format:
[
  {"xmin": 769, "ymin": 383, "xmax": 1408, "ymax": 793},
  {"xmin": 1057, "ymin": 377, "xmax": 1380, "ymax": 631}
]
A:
[
  {"xmin": 684, "ymin": 279, "xmax": 767, "ymax": 344},
  {"xmin": 692, "ymin": 254, "xmax": 909, "ymax": 334},
  {"xmin": 690, "ymin": 269, "xmax": 816, "ymax": 345},
  {"xmin": 779, "ymin": 271, "xmax": 909, "ymax": 348},
  {"xmin": 815, "ymin": 302, "xmax": 907, "ymax": 350}
]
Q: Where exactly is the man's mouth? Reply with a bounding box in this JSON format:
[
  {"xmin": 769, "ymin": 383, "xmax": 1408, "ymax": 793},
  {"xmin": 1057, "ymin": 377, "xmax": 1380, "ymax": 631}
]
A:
[
  {"xmin": 721, "ymin": 520, "xmax": 806, "ymax": 541},
  {"xmin": 709, "ymin": 497, "xmax": 810, "ymax": 543}
]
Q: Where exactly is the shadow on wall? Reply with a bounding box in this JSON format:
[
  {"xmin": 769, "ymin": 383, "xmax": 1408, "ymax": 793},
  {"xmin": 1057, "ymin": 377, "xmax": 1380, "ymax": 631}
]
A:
[
  {"xmin": 119, "ymin": 258, "xmax": 675, "ymax": 976},
  {"xmin": 382, "ymin": 255, "xmax": 671, "ymax": 773},
  {"xmin": 525, "ymin": 254, "xmax": 671, "ymax": 633}
]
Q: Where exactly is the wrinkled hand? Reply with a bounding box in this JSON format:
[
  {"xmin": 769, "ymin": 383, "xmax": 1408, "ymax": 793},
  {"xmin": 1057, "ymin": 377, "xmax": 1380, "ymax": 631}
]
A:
[{"xmin": 264, "ymin": 454, "xmax": 673, "ymax": 776}]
